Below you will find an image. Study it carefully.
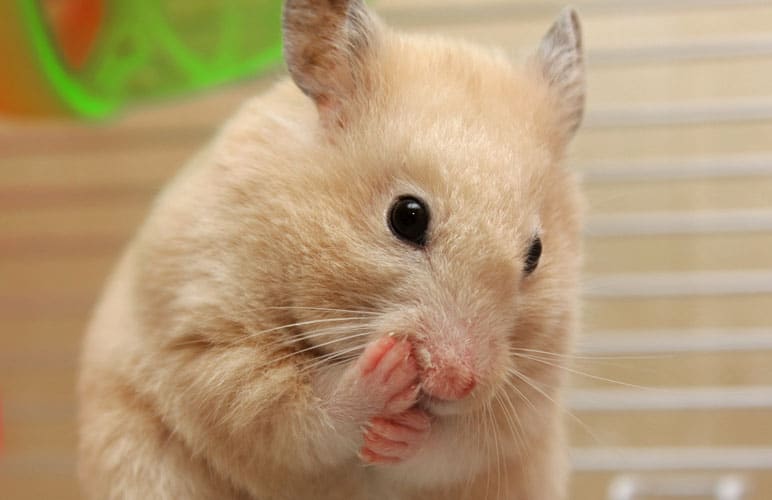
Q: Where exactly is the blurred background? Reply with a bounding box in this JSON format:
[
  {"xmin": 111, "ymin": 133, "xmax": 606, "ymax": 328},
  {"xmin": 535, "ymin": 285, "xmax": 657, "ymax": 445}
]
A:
[{"xmin": 2, "ymin": 0, "xmax": 772, "ymax": 498}]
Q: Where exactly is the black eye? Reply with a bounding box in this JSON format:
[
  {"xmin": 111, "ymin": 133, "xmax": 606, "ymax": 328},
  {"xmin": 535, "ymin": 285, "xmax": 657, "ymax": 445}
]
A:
[
  {"xmin": 388, "ymin": 196, "xmax": 430, "ymax": 246},
  {"xmin": 524, "ymin": 236, "xmax": 542, "ymax": 274}
]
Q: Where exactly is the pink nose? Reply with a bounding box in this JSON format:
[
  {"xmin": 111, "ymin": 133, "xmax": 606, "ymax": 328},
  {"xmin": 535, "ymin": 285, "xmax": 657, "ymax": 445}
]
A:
[{"xmin": 421, "ymin": 367, "xmax": 476, "ymax": 401}]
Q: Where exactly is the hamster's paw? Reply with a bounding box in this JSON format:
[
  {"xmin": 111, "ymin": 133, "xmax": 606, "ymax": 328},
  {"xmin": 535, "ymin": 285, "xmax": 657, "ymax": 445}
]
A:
[
  {"xmin": 354, "ymin": 336, "xmax": 420, "ymax": 415},
  {"xmin": 359, "ymin": 408, "xmax": 432, "ymax": 465}
]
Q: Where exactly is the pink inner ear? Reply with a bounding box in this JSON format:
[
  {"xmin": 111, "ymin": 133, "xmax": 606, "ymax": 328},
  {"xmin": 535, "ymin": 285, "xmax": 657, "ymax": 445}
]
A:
[
  {"xmin": 315, "ymin": 93, "xmax": 333, "ymax": 111},
  {"xmin": 283, "ymin": 0, "xmax": 376, "ymax": 129},
  {"xmin": 315, "ymin": 94, "xmax": 348, "ymax": 129},
  {"xmin": 536, "ymin": 8, "xmax": 585, "ymax": 138}
]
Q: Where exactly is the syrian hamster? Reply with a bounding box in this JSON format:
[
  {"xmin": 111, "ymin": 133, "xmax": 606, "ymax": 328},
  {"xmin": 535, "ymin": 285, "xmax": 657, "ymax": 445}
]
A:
[{"xmin": 78, "ymin": 1, "xmax": 585, "ymax": 499}]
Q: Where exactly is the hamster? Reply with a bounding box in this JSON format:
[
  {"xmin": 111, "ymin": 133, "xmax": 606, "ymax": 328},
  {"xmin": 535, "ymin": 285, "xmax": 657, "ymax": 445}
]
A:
[{"xmin": 77, "ymin": 1, "xmax": 585, "ymax": 499}]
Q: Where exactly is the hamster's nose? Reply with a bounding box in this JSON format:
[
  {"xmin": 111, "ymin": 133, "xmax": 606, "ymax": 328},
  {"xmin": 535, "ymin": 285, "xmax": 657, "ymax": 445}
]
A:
[{"xmin": 421, "ymin": 365, "xmax": 476, "ymax": 401}]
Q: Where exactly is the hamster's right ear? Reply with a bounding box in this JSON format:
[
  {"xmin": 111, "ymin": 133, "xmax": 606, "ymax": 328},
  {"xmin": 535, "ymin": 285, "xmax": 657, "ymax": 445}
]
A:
[
  {"xmin": 283, "ymin": 0, "xmax": 380, "ymax": 128},
  {"xmin": 535, "ymin": 7, "xmax": 585, "ymax": 143}
]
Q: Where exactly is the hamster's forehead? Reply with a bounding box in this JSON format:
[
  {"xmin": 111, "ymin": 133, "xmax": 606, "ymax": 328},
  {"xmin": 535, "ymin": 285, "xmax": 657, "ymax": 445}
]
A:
[
  {"xmin": 362, "ymin": 34, "xmax": 555, "ymax": 180},
  {"xmin": 374, "ymin": 33, "xmax": 554, "ymax": 145}
]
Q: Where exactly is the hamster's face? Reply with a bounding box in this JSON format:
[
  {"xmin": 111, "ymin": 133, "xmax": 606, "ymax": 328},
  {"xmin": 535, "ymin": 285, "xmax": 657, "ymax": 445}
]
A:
[
  {"xmin": 165, "ymin": 1, "xmax": 586, "ymax": 420},
  {"xmin": 271, "ymin": 34, "xmax": 583, "ymax": 416}
]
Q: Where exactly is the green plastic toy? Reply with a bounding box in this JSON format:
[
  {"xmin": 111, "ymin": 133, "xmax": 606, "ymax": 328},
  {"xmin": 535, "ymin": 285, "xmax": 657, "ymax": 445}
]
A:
[{"xmin": 0, "ymin": 1, "xmax": 284, "ymax": 118}]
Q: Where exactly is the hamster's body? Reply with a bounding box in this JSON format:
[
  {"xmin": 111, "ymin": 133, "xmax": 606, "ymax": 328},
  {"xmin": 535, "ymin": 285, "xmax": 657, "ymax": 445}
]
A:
[{"xmin": 78, "ymin": 2, "xmax": 585, "ymax": 499}]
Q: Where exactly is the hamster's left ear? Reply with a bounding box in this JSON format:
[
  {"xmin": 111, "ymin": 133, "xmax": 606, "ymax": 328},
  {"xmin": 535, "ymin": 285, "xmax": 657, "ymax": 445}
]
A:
[
  {"xmin": 535, "ymin": 7, "xmax": 585, "ymax": 142},
  {"xmin": 283, "ymin": 0, "xmax": 380, "ymax": 128}
]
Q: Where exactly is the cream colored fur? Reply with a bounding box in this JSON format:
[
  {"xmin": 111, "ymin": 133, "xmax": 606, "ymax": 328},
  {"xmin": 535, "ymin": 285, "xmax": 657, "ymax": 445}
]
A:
[{"xmin": 78, "ymin": 3, "xmax": 584, "ymax": 499}]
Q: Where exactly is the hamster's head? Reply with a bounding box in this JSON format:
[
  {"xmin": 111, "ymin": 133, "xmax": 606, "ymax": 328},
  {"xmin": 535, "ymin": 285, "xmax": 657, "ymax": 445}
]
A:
[
  {"xmin": 169, "ymin": 0, "xmax": 585, "ymax": 418},
  {"xmin": 272, "ymin": 0, "xmax": 585, "ymax": 416}
]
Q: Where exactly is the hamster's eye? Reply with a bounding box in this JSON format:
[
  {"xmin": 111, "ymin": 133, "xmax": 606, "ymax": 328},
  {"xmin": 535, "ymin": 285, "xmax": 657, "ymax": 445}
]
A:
[
  {"xmin": 524, "ymin": 236, "xmax": 542, "ymax": 275},
  {"xmin": 388, "ymin": 196, "xmax": 430, "ymax": 246}
]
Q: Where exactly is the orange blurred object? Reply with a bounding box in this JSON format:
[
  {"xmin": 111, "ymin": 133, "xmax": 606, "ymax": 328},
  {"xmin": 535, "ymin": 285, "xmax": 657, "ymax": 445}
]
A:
[{"xmin": 44, "ymin": 0, "xmax": 104, "ymax": 68}]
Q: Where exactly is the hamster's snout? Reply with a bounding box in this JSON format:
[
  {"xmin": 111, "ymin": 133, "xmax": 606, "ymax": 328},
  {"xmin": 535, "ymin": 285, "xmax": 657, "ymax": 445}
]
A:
[
  {"xmin": 422, "ymin": 366, "xmax": 476, "ymax": 401},
  {"xmin": 415, "ymin": 344, "xmax": 477, "ymax": 401}
]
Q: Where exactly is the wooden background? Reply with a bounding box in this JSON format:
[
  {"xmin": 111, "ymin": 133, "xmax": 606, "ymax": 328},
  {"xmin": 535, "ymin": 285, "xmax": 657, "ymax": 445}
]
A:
[{"xmin": 2, "ymin": 0, "xmax": 772, "ymax": 498}]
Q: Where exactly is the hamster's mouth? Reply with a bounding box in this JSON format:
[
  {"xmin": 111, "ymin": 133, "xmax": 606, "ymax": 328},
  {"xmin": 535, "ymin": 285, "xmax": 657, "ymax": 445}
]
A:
[{"xmin": 418, "ymin": 392, "xmax": 474, "ymax": 417}]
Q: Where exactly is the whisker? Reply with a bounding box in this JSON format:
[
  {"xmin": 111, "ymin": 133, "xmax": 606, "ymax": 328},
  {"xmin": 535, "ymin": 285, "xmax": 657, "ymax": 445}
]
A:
[
  {"xmin": 507, "ymin": 368, "xmax": 601, "ymax": 445},
  {"xmin": 509, "ymin": 352, "xmax": 651, "ymax": 390},
  {"xmin": 509, "ymin": 347, "xmax": 670, "ymax": 382},
  {"xmin": 273, "ymin": 330, "xmax": 374, "ymax": 364},
  {"xmin": 482, "ymin": 402, "xmax": 493, "ymax": 500},
  {"xmin": 497, "ymin": 379, "xmax": 539, "ymax": 495},
  {"xmin": 501, "ymin": 377, "xmax": 537, "ymax": 413},
  {"xmin": 491, "ymin": 394, "xmax": 503, "ymax": 500},
  {"xmin": 498, "ymin": 389, "xmax": 538, "ymax": 496},
  {"xmin": 462, "ymin": 413, "xmax": 478, "ymax": 495},
  {"xmin": 498, "ymin": 389, "xmax": 527, "ymax": 456},
  {"xmin": 257, "ymin": 305, "xmax": 380, "ymax": 316},
  {"xmin": 288, "ymin": 323, "xmax": 371, "ymax": 343},
  {"xmin": 245, "ymin": 316, "xmax": 373, "ymax": 340},
  {"xmin": 251, "ymin": 330, "xmax": 373, "ymax": 374},
  {"xmin": 169, "ymin": 318, "xmax": 371, "ymax": 351},
  {"xmin": 509, "ymin": 346, "xmax": 670, "ymax": 361},
  {"xmin": 297, "ymin": 343, "xmax": 366, "ymax": 374},
  {"xmin": 248, "ymin": 323, "xmax": 371, "ymax": 356}
]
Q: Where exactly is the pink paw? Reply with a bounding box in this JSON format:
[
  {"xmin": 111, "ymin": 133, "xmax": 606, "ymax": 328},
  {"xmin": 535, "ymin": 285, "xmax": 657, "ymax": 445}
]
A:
[
  {"xmin": 332, "ymin": 335, "xmax": 432, "ymax": 464},
  {"xmin": 359, "ymin": 408, "xmax": 432, "ymax": 465},
  {"xmin": 353, "ymin": 336, "xmax": 421, "ymax": 415}
]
